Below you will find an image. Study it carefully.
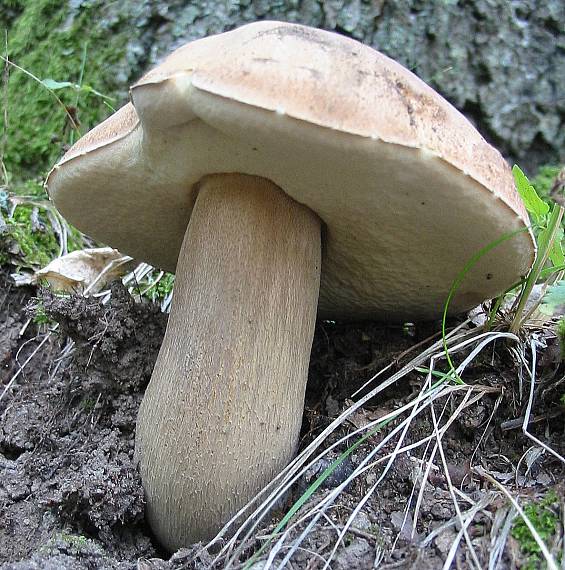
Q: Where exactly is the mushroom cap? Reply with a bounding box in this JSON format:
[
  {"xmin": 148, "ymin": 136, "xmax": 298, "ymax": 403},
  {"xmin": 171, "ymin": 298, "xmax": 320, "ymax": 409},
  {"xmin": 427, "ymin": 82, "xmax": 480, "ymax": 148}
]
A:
[{"xmin": 46, "ymin": 21, "xmax": 534, "ymax": 321}]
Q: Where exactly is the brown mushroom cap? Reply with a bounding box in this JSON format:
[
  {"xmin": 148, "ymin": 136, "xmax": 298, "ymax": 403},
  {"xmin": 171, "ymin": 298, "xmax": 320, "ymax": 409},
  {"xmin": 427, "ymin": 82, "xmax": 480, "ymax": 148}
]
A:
[{"xmin": 47, "ymin": 21, "xmax": 534, "ymax": 321}]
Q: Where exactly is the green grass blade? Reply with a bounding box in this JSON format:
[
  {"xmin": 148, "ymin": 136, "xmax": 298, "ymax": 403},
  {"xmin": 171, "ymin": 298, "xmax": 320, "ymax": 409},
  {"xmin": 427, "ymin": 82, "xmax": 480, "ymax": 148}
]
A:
[
  {"xmin": 513, "ymin": 165, "xmax": 549, "ymax": 221},
  {"xmin": 442, "ymin": 228, "xmax": 528, "ymax": 379},
  {"xmin": 242, "ymin": 418, "xmax": 392, "ymax": 568},
  {"xmin": 510, "ymin": 204, "xmax": 564, "ymax": 332}
]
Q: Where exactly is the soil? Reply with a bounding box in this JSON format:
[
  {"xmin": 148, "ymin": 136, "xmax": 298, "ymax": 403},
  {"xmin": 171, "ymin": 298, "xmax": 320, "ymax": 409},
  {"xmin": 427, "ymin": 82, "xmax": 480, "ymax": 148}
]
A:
[{"xmin": 0, "ymin": 264, "xmax": 563, "ymax": 569}]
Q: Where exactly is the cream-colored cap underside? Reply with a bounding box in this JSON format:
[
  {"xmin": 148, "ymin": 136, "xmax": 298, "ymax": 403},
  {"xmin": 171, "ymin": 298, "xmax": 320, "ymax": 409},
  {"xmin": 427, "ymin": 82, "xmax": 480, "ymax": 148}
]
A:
[{"xmin": 49, "ymin": 93, "xmax": 532, "ymax": 321}]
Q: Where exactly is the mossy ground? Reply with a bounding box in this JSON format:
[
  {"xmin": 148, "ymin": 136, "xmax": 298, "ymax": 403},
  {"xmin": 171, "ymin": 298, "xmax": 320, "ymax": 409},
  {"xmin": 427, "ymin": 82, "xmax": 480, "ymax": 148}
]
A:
[
  {"xmin": 2, "ymin": 0, "xmax": 129, "ymax": 181},
  {"xmin": 511, "ymin": 491, "xmax": 561, "ymax": 570},
  {"xmin": 0, "ymin": 180, "xmax": 83, "ymax": 270},
  {"xmin": 0, "ymin": 0, "xmax": 131, "ymax": 271},
  {"xmin": 533, "ymin": 165, "xmax": 563, "ymax": 199}
]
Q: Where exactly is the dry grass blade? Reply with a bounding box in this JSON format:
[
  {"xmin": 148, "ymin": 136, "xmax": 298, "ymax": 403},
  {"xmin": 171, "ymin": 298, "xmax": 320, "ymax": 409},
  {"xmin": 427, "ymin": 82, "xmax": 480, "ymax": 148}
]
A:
[
  {"xmin": 429, "ymin": 393, "xmax": 482, "ymax": 570},
  {"xmin": 268, "ymin": 393, "xmax": 442, "ymax": 569},
  {"xmin": 488, "ymin": 505, "xmax": 515, "ymax": 570},
  {"xmin": 421, "ymin": 491, "xmax": 495, "ymax": 547},
  {"xmin": 522, "ymin": 337, "xmax": 565, "ymax": 464},
  {"xmin": 475, "ymin": 467, "xmax": 560, "ymax": 570},
  {"xmin": 209, "ymin": 325, "xmax": 481, "ymax": 565},
  {"xmin": 269, "ymin": 384, "xmax": 496, "ymax": 569},
  {"xmin": 211, "ymin": 321, "xmax": 548, "ymax": 569},
  {"xmin": 317, "ymin": 378, "xmax": 441, "ymax": 570},
  {"xmin": 225, "ymin": 324, "xmax": 489, "ymax": 567}
]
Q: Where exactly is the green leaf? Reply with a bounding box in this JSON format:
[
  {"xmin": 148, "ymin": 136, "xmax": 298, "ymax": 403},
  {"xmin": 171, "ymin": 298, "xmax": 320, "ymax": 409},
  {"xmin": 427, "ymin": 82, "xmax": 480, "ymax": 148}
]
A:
[
  {"xmin": 510, "ymin": 204, "xmax": 564, "ymax": 331},
  {"xmin": 513, "ymin": 165, "xmax": 549, "ymax": 219},
  {"xmin": 79, "ymin": 84, "xmax": 115, "ymax": 101},
  {"xmin": 548, "ymin": 227, "xmax": 565, "ymax": 267},
  {"xmin": 41, "ymin": 78, "xmax": 76, "ymax": 90},
  {"xmin": 540, "ymin": 280, "xmax": 565, "ymax": 315},
  {"xmin": 40, "ymin": 79, "xmax": 114, "ymax": 101},
  {"xmin": 540, "ymin": 263, "xmax": 565, "ymax": 280}
]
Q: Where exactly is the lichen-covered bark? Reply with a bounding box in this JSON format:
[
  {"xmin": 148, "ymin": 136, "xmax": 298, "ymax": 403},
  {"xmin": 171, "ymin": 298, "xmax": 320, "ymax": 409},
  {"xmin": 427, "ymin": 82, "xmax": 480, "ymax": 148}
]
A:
[
  {"xmin": 369, "ymin": 1, "xmax": 564, "ymax": 173},
  {"xmin": 6, "ymin": 0, "xmax": 564, "ymax": 177}
]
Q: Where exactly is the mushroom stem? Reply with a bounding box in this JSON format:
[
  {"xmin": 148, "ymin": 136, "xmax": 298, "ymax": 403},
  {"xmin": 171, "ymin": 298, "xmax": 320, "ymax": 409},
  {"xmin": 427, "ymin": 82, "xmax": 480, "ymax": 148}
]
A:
[{"xmin": 135, "ymin": 173, "xmax": 321, "ymax": 550}]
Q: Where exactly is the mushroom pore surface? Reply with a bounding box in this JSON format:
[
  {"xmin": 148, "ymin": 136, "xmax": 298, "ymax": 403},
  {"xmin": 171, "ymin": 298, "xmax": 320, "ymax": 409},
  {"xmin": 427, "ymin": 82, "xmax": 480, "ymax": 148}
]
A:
[{"xmin": 135, "ymin": 173, "xmax": 321, "ymax": 549}]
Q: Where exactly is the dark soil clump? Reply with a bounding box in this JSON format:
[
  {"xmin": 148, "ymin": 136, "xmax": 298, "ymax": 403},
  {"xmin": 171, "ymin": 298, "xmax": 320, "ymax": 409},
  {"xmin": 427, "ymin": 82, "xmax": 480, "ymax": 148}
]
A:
[
  {"xmin": 1, "ymin": 275, "xmax": 166, "ymax": 568},
  {"xmin": 1, "ymin": 266, "xmax": 564, "ymax": 569}
]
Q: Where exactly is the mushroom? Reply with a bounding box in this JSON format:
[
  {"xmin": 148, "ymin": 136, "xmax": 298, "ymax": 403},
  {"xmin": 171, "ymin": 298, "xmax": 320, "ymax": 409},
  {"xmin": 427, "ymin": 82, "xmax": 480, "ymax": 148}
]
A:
[{"xmin": 46, "ymin": 21, "xmax": 534, "ymax": 550}]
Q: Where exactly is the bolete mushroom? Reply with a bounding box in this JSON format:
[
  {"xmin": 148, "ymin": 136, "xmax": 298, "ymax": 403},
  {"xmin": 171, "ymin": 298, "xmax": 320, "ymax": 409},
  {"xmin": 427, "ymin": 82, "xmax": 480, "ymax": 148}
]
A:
[{"xmin": 46, "ymin": 21, "xmax": 534, "ymax": 550}]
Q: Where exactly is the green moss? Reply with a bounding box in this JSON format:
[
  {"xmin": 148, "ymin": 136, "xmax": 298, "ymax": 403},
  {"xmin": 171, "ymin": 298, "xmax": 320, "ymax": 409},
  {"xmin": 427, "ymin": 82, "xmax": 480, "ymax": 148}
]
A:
[
  {"xmin": 532, "ymin": 165, "xmax": 562, "ymax": 200},
  {"xmin": 31, "ymin": 298, "xmax": 53, "ymax": 326},
  {"xmin": 0, "ymin": 1, "xmax": 25, "ymax": 28},
  {"xmin": 9, "ymin": 207, "xmax": 59, "ymax": 267},
  {"xmin": 80, "ymin": 397, "xmax": 96, "ymax": 412},
  {"xmin": 2, "ymin": 0, "xmax": 128, "ymax": 179},
  {"xmin": 0, "ymin": 180, "xmax": 85, "ymax": 269},
  {"xmin": 40, "ymin": 531, "xmax": 103, "ymax": 558},
  {"xmin": 147, "ymin": 272, "xmax": 175, "ymax": 302},
  {"xmin": 511, "ymin": 490, "xmax": 560, "ymax": 570},
  {"xmin": 557, "ymin": 318, "xmax": 565, "ymax": 362}
]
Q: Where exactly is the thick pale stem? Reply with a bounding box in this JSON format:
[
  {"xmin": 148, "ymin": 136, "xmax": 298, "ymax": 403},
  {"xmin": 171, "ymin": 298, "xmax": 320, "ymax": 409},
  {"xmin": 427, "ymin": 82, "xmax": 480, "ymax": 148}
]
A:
[{"xmin": 135, "ymin": 174, "xmax": 321, "ymax": 550}]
